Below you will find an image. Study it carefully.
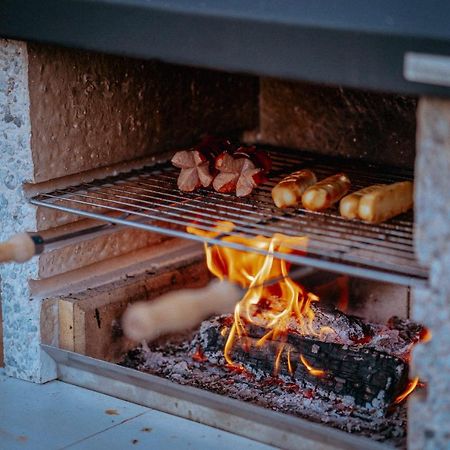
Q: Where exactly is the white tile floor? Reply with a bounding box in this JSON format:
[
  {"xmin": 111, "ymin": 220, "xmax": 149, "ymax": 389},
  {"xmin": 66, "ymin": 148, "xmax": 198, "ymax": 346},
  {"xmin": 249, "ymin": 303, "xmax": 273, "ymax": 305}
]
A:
[{"xmin": 0, "ymin": 369, "xmax": 276, "ymax": 450}]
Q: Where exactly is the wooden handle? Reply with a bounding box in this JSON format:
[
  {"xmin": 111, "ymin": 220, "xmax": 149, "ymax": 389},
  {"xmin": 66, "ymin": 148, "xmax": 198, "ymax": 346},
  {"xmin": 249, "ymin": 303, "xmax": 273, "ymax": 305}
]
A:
[
  {"xmin": 0, "ymin": 233, "xmax": 36, "ymax": 263},
  {"xmin": 121, "ymin": 280, "xmax": 242, "ymax": 342}
]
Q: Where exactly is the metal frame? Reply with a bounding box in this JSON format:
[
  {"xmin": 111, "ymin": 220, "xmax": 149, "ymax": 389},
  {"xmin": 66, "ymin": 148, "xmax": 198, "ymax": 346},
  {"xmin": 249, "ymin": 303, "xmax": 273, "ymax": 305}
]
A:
[
  {"xmin": 42, "ymin": 344, "xmax": 391, "ymax": 450},
  {"xmin": 30, "ymin": 147, "xmax": 428, "ymax": 287},
  {"xmin": 2, "ymin": 0, "xmax": 450, "ymax": 96}
]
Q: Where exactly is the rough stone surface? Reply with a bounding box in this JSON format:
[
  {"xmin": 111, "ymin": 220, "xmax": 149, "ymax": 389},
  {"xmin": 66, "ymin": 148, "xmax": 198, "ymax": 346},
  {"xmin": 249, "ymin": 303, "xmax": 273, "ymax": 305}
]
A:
[
  {"xmin": 38, "ymin": 228, "xmax": 171, "ymax": 279},
  {"xmin": 409, "ymin": 98, "xmax": 450, "ymax": 450},
  {"xmin": 0, "ymin": 40, "xmax": 56, "ymax": 382},
  {"xmin": 259, "ymin": 78, "xmax": 417, "ymax": 168},
  {"xmin": 415, "ymin": 98, "xmax": 450, "ymax": 266},
  {"xmin": 27, "ymin": 44, "xmax": 258, "ymax": 183},
  {"xmin": 0, "ymin": 295, "xmax": 3, "ymax": 367}
]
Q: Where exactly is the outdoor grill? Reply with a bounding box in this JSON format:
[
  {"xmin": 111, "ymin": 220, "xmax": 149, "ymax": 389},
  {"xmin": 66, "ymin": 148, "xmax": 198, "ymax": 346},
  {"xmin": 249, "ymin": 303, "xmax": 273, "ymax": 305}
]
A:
[{"xmin": 1, "ymin": 2, "xmax": 450, "ymax": 450}]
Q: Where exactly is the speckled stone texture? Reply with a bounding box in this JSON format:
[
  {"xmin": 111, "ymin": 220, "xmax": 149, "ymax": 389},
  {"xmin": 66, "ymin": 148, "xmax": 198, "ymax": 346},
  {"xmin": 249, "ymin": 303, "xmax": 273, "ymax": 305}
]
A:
[
  {"xmin": 259, "ymin": 78, "xmax": 417, "ymax": 169},
  {"xmin": 27, "ymin": 44, "xmax": 258, "ymax": 183},
  {"xmin": 0, "ymin": 40, "xmax": 56, "ymax": 382},
  {"xmin": 409, "ymin": 98, "xmax": 450, "ymax": 450}
]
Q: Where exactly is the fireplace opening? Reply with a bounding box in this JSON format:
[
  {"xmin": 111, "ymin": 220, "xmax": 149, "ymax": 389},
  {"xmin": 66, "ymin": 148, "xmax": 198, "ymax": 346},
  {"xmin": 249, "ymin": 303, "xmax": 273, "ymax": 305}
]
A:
[
  {"xmin": 114, "ymin": 236, "xmax": 426, "ymax": 449},
  {"xmin": 0, "ymin": 42, "xmax": 432, "ymax": 450}
]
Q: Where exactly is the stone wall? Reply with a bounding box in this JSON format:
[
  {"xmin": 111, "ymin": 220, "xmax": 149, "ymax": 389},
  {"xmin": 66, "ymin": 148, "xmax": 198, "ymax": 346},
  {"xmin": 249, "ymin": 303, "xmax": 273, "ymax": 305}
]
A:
[
  {"xmin": 409, "ymin": 98, "xmax": 450, "ymax": 450},
  {"xmin": 0, "ymin": 39, "xmax": 258, "ymax": 382},
  {"xmin": 258, "ymin": 78, "xmax": 417, "ymax": 169},
  {"xmin": 27, "ymin": 44, "xmax": 258, "ymax": 183}
]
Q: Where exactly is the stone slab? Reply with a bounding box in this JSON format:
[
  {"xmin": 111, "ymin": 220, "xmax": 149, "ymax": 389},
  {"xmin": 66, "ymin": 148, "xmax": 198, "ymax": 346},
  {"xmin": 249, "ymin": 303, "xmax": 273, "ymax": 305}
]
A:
[
  {"xmin": 54, "ymin": 260, "xmax": 209, "ymax": 362},
  {"xmin": 259, "ymin": 78, "xmax": 417, "ymax": 169}
]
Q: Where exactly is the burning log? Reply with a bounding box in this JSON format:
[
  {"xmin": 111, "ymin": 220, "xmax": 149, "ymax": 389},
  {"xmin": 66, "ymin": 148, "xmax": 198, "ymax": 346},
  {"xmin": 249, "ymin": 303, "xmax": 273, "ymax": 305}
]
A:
[{"xmin": 194, "ymin": 307, "xmax": 420, "ymax": 408}]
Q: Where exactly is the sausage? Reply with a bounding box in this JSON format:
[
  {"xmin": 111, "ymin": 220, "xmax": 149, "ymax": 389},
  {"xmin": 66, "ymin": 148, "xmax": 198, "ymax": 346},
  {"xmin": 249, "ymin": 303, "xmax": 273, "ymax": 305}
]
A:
[
  {"xmin": 301, "ymin": 173, "xmax": 351, "ymax": 211},
  {"xmin": 213, "ymin": 146, "xmax": 271, "ymax": 197},
  {"xmin": 339, "ymin": 185, "xmax": 385, "ymax": 219},
  {"xmin": 271, "ymin": 169, "xmax": 317, "ymax": 208},
  {"xmin": 358, "ymin": 181, "xmax": 413, "ymax": 223},
  {"xmin": 171, "ymin": 137, "xmax": 233, "ymax": 192}
]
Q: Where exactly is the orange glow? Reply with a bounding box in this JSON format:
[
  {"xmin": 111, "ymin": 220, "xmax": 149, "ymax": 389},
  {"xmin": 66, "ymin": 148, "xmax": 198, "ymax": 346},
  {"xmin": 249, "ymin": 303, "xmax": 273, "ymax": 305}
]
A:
[
  {"xmin": 420, "ymin": 328, "xmax": 432, "ymax": 343},
  {"xmin": 274, "ymin": 343, "xmax": 285, "ymax": 376},
  {"xmin": 287, "ymin": 348, "xmax": 294, "ymax": 375},
  {"xmin": 394, "ymin": 377, "xmax": 420, "ymax": 404},
  {"xmin": 336, "ymin": 276, "xmax": 349, "ymax": 312},
  {"xmin": 188, "ymin": 221, "xmax": 331, "ymax": 371},
  {"xmin": 299, "ymin": 354, "xmax": 326, "ymax": 377},
  {"xmin": 192, "ymin": 346, "xmax": 208, "ymax": 363}
]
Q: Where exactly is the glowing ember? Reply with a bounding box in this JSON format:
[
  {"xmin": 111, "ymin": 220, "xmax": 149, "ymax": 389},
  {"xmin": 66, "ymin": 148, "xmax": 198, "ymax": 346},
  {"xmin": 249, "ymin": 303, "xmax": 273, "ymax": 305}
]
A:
[
  {"xmin": 299, "ymin": 354, "xmax": 327, "ymax": 377},
  {"xmin": 192, "ymin": 346, "xmax": 208, "ymax": 362},
  {"xmin": 394, "ymin": 377, "xmax": 420, "ymax": 404},
  {"xmin": 419, "ymin": 328, "xmax": 432, "ymax": 343},
  {"xmin": 187, "ymin": 221, "xmax": 327, "ymax": 369}
]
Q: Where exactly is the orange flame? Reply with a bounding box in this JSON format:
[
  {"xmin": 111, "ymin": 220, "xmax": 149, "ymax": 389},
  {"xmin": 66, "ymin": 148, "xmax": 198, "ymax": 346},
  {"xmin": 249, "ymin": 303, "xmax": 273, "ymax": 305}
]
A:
[
  {"xmin": 188, "ymin": 221, "xmax": 327, "ymax": 370},
  {"xmin": 419, "ymin": 328, "xmax": 432, "ymax": 343},
  {"xmin": 299, "ymin": 354, "xmax": 327, "ymax": 377},
  {"xmin": 394, "ymin": 377, "xmax": 420, "ymax": 404},
  {"xmin": 287, "ymin": 348, "xmax": 294, "ymax": 375}
]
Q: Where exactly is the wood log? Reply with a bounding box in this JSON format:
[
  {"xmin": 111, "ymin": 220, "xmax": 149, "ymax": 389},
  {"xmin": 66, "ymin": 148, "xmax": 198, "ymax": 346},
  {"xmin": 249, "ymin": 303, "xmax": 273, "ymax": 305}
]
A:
[{"xmin": 197, "ymin": 313, "xmax": 411, "ymax": 407}]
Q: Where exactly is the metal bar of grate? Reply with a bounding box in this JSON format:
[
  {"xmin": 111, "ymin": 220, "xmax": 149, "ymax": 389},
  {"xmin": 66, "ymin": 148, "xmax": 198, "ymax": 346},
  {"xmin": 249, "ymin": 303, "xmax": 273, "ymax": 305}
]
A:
[{"xmin": 30, "ymin": 147, "xmax": 428, "ymax": 287}]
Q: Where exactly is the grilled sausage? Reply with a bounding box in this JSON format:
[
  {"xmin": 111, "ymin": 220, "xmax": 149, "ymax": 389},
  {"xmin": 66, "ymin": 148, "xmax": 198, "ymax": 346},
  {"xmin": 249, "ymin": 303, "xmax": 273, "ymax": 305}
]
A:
[
  {"xmin": 358, "ymin": 181, "xmax": 413, "ymax": 223},
  {"xmin": 339, "ymin": 185, "xmax": 386, "ymax": 219},
  {"xmin": 271, "ymin": 169, "xmax": 317, "ymax": 208},
  {"xmin": 301, "ymin": 173, "xmax": 351, "ymax": 211}
]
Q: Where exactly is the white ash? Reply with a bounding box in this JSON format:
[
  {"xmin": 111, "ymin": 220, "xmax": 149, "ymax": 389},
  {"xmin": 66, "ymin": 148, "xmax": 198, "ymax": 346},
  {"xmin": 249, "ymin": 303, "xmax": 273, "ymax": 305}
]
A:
[
  {"xmin": 120, "ymin": 320, "xmax": 408, "ymax": 448},
  {"xmin": 290, "ymin": 305, "xmax": 422, "ymax": 361}
]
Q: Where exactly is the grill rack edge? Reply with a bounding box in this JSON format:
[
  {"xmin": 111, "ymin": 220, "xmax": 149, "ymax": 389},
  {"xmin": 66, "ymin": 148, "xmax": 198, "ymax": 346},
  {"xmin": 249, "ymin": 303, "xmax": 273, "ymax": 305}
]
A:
[{"xmin": 30, "ymin": 147, "xmax": 429, "ymax": 288}]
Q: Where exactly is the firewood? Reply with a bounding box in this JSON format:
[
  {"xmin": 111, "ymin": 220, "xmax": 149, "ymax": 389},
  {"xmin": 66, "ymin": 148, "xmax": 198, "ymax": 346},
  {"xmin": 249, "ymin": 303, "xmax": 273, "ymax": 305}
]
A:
[{"xmin": 196, "ymin": 309, "xmax": 415, "ymax": 407}]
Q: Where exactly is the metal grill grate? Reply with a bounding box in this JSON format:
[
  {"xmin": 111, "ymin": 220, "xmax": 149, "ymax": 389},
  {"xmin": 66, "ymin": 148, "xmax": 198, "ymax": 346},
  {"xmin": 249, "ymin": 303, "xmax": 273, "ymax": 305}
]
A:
[{"xmin": 30, "ymin": 147, "xmax": 428, "ymax": 287}]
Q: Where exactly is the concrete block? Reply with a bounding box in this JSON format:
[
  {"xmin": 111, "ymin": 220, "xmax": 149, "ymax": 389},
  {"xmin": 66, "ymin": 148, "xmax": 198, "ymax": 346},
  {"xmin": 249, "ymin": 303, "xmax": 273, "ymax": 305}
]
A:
[
  {"xmin": 54, "ymin": 260, "xmax": 209, "ymax": 362},
  {"xmin": 415, "ymin": 97, "xmax": 450, "ymax": 266},
  {"xmin": 409, "ymin": 97, "xmax": 450, "ymax": 450}
]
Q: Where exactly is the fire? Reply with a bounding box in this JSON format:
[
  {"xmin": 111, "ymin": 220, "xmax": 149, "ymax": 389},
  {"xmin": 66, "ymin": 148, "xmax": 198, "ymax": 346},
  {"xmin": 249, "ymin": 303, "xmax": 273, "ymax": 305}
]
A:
[
  {"xmin": 187, "ymin": 221, "xmax": 326, "ymax": 372},
  {"xmin": 299, "ymin": 354, "xmax": 327, "ymax": 377},
  {"xmin": 394, "ymin": 377, "xmax": 420, "ymax": 404}
]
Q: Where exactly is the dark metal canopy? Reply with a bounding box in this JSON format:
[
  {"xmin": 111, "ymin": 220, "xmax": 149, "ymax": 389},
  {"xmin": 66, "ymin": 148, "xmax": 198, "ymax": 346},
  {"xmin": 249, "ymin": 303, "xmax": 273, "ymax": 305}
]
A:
[{"xmin": 2, "ymin": 0, "xmax": 450, "ymax": 96}]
